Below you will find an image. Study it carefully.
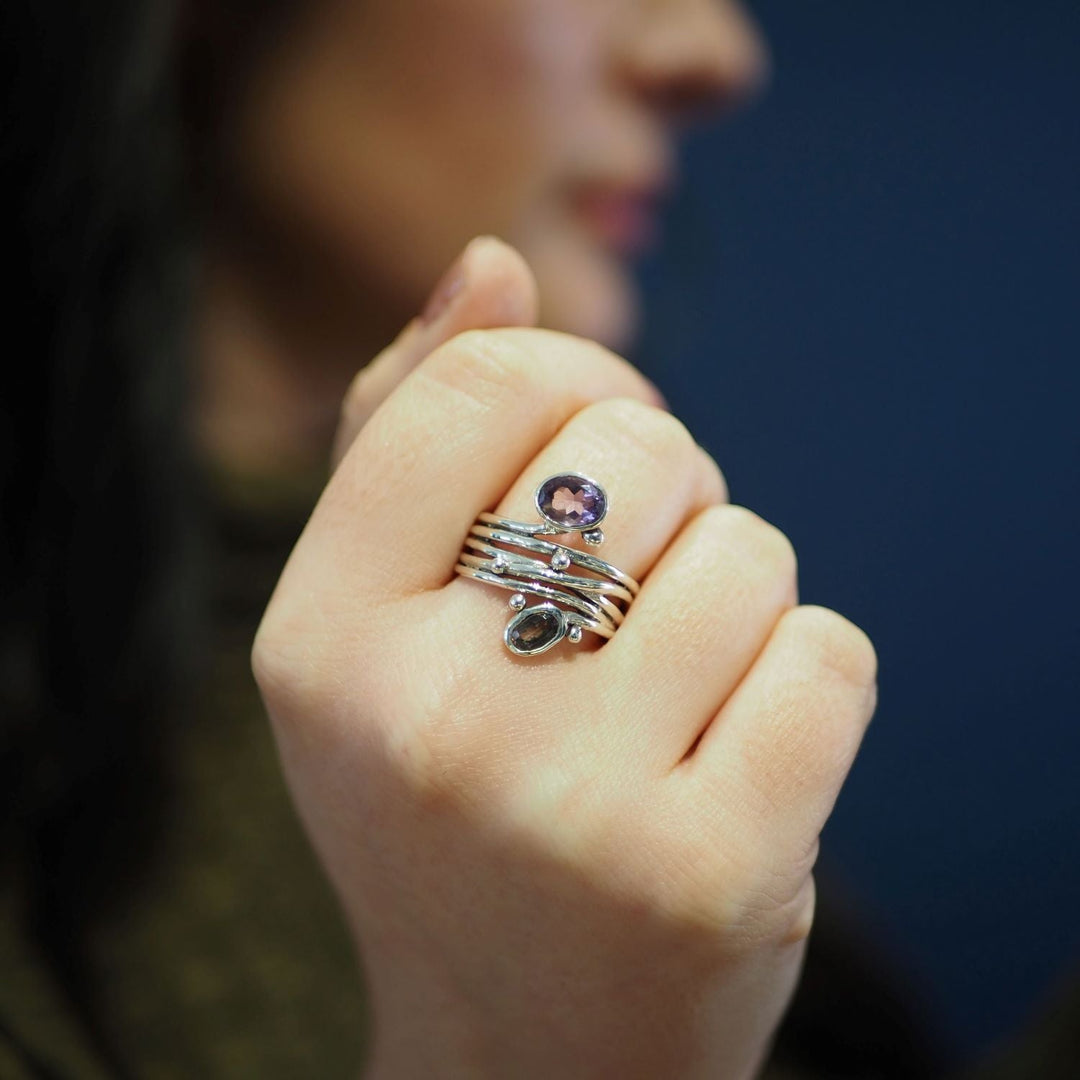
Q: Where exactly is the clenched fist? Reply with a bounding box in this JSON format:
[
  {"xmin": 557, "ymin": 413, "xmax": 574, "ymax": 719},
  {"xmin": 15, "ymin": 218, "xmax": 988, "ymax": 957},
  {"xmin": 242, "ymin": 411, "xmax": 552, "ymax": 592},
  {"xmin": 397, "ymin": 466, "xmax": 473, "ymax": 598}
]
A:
[{"xmin": 253, "ymin": 238, "xmax": 877, "ymax": 1079}]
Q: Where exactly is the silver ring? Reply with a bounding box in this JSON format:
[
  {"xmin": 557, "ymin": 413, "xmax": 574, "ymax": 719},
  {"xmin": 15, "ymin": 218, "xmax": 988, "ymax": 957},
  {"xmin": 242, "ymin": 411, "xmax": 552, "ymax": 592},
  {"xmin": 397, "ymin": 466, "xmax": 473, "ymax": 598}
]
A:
[{"xmin": 454, "ymin": 472, "xmax": 639, "ymax": 656}]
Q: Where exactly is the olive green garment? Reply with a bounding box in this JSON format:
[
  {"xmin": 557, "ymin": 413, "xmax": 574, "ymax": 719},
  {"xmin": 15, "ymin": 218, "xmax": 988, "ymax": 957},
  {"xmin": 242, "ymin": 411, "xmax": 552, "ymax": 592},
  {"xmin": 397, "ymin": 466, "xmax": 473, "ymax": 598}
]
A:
[{"xmin": 0, "ymin": 464, "xmax": 370, "ymax": 1078}]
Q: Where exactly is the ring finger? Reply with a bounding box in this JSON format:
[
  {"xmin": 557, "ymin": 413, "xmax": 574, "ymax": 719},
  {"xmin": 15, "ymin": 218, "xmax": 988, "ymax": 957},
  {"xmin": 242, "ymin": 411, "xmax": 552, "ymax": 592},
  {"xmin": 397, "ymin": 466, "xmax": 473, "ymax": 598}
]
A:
[{"xmin": 446, "ymin": 395, "xmax": 727, "ymax": 655}]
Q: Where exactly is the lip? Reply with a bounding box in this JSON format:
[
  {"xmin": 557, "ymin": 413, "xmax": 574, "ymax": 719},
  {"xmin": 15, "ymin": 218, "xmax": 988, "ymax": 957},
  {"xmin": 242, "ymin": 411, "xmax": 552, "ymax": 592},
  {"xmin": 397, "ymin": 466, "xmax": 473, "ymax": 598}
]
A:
[{"xmin": 570, "ymin": 175, "xmax": 673, "ymax": 257}]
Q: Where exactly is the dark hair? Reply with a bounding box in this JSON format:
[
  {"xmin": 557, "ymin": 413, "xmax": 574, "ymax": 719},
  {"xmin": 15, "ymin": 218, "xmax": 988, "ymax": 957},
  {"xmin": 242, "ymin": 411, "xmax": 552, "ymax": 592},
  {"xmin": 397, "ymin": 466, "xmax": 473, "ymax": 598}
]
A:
[
  {"xmin": 1, "ymin": 0, "xmax": 197, "ymax": 1070},
  {"xmin": 1, "ymin": 0, "xmax": 315, "ymax": 1066}
]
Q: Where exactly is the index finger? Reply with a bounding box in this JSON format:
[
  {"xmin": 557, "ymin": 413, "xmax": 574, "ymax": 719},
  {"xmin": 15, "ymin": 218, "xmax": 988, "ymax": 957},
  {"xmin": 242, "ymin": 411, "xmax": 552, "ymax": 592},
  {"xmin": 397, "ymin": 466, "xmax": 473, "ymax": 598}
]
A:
[{"xmin": 287, "ymin": 327, "xmax": 664, "ymax": 602}]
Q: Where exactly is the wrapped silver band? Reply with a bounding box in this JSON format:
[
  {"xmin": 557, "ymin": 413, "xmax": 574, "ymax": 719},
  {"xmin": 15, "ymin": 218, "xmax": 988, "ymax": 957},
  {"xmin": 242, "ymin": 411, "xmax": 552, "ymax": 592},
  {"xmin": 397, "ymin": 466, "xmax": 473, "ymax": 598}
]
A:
[{"xmin": 454, "ymin": 473, "xmax": 638, "ymax": 656}]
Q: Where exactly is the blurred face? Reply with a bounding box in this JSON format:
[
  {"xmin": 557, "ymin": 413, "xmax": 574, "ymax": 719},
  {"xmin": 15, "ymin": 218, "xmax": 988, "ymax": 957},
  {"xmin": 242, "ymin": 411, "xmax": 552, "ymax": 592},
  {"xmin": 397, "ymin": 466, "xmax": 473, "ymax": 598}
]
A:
[{"xmin": 223, "ymin": 0, "xmax": 767, "ymax": 352}]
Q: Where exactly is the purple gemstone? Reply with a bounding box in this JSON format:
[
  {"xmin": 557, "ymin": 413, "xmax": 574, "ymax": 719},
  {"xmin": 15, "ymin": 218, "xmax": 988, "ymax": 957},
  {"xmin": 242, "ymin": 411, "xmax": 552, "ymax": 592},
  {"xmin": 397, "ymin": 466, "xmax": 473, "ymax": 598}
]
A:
[{"xmin": 536, "ymin": 474, "xmax": 607, "ymax": 531}]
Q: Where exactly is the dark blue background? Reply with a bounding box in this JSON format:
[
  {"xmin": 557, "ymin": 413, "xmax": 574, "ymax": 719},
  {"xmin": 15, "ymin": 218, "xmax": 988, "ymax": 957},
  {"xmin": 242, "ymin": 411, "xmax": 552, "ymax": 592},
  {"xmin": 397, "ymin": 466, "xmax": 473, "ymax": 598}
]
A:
[{"xmin": 636, "ymin": 0, "xmax": 1080, "ymax": 1061}]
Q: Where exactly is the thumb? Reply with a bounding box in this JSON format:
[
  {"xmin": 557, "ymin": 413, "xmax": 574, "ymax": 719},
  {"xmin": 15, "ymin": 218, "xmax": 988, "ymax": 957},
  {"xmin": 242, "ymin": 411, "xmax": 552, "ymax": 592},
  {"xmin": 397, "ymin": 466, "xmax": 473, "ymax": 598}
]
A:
[{"xmin": 331, "ymin": 235, "xmax": 540, "ymax": 469}]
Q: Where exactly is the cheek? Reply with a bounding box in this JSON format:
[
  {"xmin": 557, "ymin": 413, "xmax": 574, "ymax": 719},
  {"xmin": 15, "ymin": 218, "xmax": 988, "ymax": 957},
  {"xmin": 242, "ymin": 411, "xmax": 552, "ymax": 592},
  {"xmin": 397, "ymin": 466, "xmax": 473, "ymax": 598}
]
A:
[{"xmin": 237, "ymin": 0, "xmax": 604, "ymax": 303}]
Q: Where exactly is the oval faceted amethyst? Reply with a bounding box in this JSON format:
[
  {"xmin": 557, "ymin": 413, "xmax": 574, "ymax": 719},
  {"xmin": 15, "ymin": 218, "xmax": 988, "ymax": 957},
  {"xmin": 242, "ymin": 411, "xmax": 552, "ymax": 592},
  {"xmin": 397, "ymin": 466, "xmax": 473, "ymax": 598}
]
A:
[
  {"xmin": 504, "ymin": 605, "xmax": 566, "ymax": 655},
  {"xmin": 535, "ymin": 474, "xmax": 607, "ymax": 531}
]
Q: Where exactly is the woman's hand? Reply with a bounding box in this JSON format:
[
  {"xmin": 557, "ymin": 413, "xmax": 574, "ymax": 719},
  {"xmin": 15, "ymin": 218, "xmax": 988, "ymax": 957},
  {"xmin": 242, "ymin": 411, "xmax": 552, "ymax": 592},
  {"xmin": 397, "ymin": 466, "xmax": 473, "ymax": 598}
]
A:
[{"xmin": 253, "ymin": 240, "xmax": 877, "ymax": 1079}]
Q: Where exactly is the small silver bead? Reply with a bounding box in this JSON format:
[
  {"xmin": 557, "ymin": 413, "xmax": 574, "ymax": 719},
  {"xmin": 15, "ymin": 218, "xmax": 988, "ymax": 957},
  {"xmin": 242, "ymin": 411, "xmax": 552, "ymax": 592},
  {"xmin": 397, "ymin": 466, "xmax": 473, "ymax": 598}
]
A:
[
  {"xmin": 568, "ymin": 625, "xmax": 583, "ymax": 644},
  {"xmin": 491, "ymin": 557, "xmax": 507, "ymax": 573},
  {"xmin": 583, "ymin": 528, "xmax": 604, "ymax": 546},
  {"xmin": 551, "ymin": 550, "xmax": 571, "ymax": 571},
  {"xmin": 509, "ymin": 593, "xmax": 526, "ymax": 611}
]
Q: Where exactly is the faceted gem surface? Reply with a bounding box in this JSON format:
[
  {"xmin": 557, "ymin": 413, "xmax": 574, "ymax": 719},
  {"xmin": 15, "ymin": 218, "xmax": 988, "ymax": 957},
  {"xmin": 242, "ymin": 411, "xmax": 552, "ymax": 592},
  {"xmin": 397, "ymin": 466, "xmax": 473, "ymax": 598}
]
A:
[
  {"xmin": 505, "ymin": 605, "xmax": 566, "ymax": 655},
  {"xmin": 536, "ymin": 474, "xmax": 607, "ymax": 530}
]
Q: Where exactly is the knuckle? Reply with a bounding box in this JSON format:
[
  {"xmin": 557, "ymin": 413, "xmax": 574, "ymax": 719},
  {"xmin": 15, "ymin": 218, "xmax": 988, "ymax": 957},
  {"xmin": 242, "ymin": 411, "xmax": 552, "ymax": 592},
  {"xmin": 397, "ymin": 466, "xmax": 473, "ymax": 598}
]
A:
[
  {"xmin": 249, "ymin": 624, "xmax": 278, "ymax": 699},
  {"xmin": 707, "ymin": 835, "xmax": 820, "ymax": 949},
  {"xmin": 583, "ymin": 396, "xmax": 698, "ymax": 465},
  {"xmin": 649, "ymin": 837, "xmax": 809, "ymax": 954},
  {"xmin": 420, "ymin": 328, "xmax": 533, "ymax": 410},
  {"xmin": 504, "ymin": 327, "xmax": 643, "ymax": 387},
  {"xmin": 722, "ymin": 504, "xmax": 799, "ymax": 579},
  {"xmin": 783, "ymin": 604, "xmax": 879, "ymax": 690},
  {"xmin": 250, "ymin": 595, "xmax": 351, "ymax": 721},
  {"xmin": 250, "ymin": 617, "xmax": 300, "ymax": 714},
  {"xmin": 418, "ymin": 326, "xmax": 658, "ymax": 418},
  {"xmin": 775, "ymin": 874, "xmax": 817, "ymax": 948}
]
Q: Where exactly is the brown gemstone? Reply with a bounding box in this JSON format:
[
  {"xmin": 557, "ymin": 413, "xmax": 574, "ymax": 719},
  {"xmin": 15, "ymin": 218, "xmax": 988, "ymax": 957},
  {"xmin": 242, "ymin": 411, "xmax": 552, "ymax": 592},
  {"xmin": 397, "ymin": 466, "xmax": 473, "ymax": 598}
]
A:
[{"xmin": 505, "ymin": 605, "xmax": 566, "ymax": 655}]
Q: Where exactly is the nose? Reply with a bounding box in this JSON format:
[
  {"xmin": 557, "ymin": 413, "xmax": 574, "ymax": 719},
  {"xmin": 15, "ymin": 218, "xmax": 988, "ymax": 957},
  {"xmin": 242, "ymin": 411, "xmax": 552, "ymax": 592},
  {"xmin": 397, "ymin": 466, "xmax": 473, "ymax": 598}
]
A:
[{"xmin": 615, "ymin": 0, "xmax": 771, "ymax": 124}]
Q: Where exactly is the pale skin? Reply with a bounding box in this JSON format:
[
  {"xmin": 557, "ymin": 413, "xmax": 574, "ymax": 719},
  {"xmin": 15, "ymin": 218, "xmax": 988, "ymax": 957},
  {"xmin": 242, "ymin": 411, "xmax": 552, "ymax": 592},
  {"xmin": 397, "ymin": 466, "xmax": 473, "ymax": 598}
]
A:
[{"xmin": 253, "ymin": 238, "xmax": 878, "ymax": 1077}]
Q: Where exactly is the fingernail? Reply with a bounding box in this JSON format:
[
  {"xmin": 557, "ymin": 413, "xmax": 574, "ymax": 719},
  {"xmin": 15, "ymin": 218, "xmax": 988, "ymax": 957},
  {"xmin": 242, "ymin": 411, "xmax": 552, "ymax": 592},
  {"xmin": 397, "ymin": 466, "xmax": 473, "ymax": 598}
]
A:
[{"xmin": 419, "ymin": 244, "xmax": 469, "ymax": 325}]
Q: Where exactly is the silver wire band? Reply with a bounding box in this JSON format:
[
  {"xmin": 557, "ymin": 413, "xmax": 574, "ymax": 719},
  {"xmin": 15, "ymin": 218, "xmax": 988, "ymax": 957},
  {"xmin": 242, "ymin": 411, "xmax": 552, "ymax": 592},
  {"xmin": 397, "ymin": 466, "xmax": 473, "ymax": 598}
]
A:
[
  {"xmin": 452, "ymin": 564, "xmax": 617, "ymax": 639},
  {"xmin": 454, "ymin": 473, "xmax": 636, "ymax": 656},
  {"xmin": 461, "ymin": 537, "xmax": 633, "ymax": 606},
  {"xmin": 473, "ymin": 517, "xmax": 640, "ymax": 595},
  {"xmin": 457, "ymin": 549, "xmax": 625, "ymax": 628}
]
